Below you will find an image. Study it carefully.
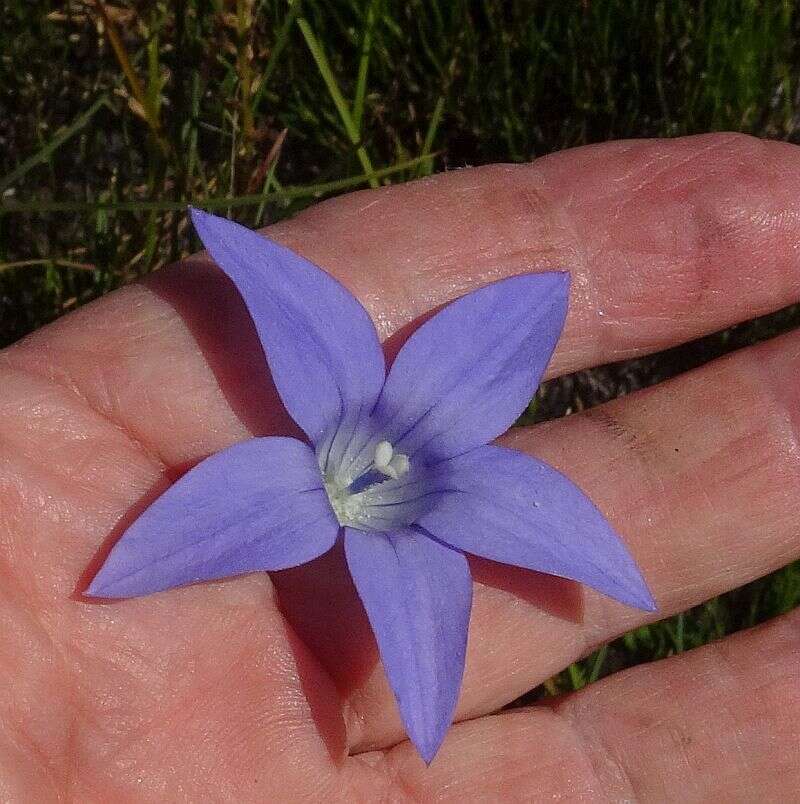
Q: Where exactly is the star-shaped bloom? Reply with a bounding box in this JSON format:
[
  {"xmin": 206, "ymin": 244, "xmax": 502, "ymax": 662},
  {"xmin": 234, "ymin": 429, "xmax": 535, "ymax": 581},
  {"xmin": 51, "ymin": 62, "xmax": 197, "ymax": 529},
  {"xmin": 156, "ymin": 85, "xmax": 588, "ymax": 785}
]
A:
[{"xmin": 87, "ymin": 208, "xmax": 656, "ymax": 763}]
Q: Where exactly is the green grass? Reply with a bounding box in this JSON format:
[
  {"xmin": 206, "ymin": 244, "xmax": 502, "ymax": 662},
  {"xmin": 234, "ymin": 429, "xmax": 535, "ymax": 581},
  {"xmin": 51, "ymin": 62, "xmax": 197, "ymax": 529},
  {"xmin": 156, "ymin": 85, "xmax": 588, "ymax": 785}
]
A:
[{"xmin": 1, "ymin": 0, "xmax": 799, "ymax": 698}]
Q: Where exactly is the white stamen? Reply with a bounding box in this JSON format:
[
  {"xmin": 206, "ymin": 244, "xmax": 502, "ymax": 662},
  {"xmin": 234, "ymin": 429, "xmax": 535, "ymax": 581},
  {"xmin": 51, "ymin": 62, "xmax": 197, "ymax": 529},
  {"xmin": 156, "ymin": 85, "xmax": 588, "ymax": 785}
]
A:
[
  {"xmin": 375, "ymin": 452, "xmax": 410, "ymax": 480},
  {"xmin": 375, "ymin": 445, "xmax": 410, "ymax": 480},
  {"xmin": 374, "ymin": 440, "xmax": 394, "ymax": 468},
  {"xmin": 388, "ymin": 453, "xmax": 410, "ymax": 477}
]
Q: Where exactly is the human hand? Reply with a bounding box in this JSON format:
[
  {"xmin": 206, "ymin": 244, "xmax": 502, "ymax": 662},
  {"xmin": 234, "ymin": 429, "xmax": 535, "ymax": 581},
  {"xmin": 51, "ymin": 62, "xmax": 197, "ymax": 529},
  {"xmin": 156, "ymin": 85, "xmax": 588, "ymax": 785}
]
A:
[{"xmin": 2, "ymin": 132, "xmax": 799, "ymax": 800}]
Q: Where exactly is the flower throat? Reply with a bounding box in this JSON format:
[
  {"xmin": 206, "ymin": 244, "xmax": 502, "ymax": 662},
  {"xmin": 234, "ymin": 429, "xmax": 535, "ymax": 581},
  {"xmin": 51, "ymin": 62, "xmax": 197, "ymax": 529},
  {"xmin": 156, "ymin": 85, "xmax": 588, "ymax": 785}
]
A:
[{"xmin": 324, "ymin": 440, "xmax": 410, "ymax": 527}]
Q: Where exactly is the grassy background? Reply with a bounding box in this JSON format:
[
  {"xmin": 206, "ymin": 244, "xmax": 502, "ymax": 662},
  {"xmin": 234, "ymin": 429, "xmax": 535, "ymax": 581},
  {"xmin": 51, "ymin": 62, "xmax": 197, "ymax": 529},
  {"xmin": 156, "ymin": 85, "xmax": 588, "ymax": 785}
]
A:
[{"xmin": 1, "ymin": 0, "xmax": 799, "ymax": 698}]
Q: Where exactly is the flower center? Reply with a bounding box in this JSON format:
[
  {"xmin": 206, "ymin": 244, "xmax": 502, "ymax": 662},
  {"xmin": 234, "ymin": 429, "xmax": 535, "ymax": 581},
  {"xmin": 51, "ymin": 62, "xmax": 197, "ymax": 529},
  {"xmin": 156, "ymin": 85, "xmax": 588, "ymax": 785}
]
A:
[{"xmin": 324, "ymin": 440, "xmax": 411, "ymax": 528}]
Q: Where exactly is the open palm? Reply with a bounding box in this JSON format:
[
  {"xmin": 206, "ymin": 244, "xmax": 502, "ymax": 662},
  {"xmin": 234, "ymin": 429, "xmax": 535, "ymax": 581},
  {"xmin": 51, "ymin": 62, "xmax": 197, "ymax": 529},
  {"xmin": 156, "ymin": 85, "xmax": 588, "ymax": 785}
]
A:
[{"xmin": 2, "ymin": 133, "xmax": 799, "ymax": 800}]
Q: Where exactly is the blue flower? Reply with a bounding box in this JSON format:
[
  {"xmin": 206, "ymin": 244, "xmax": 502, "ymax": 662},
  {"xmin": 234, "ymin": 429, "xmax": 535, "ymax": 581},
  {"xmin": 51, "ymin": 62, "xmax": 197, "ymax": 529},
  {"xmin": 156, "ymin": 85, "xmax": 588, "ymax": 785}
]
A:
[{"xmin": 88, "ymin": 208, "xmax": 655, "ymax": 763}]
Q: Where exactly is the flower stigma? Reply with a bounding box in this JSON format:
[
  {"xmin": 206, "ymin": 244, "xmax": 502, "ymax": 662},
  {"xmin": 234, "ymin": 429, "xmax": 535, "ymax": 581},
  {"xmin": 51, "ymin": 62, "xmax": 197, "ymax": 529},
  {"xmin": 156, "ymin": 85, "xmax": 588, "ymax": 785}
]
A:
[{"xmin": 323, "ymin": 439, "xmax": 411, "ymax": 529}]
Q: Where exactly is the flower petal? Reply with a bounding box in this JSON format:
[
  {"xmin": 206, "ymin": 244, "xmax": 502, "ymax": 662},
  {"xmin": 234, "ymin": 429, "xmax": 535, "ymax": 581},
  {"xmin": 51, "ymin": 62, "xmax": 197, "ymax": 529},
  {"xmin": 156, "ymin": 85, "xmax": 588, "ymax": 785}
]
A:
[
  {"xmin": 367, "ymin": 272, "xmax": 569, "ymax": 467},
  {"xmin": 87, "ymin": 437, "xmax": 339, "ymax": 598},
  {"xmin": 189, "ymin": 208, "xmax": 385, "ymax": 455},
  {"xmin": 418, "ymin": 446, "xmax": 656, "ymax": 611},
  {"xmin": 344, "ymin": 527, "xmax": 472, "ymax": 763}
]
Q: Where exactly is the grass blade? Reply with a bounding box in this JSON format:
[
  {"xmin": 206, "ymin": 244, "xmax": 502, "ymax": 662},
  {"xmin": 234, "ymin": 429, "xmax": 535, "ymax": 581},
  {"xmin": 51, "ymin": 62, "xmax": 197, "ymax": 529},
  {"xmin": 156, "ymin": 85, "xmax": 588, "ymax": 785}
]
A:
[
  {"xmin": 0, "ymin": 259, "xmax": 96, "ymax": 273},
  {"xmin": 251, "ymin": 0, "xmax": 303, "ymax": 112},
  {"xmin": 0, "ymin": 96, "xmax": 111, "ymax": 194},
  {"xmin": 353, "ymin": 0, "xmax": 379, "ymax": 133},
  {"xmin": 417, "ymin": 95, "xmax": 445, "ymax": 177},
  {"xmin": 1, "ymin": 156, "xmax": 430, "ymax": 215},
  {"xmin": 295, "ymin": 12, "xmax": 379, "ymax": 188},
  {"xmin": 92, "ymin": 0, "xmax": 170, "ymax": 157}
]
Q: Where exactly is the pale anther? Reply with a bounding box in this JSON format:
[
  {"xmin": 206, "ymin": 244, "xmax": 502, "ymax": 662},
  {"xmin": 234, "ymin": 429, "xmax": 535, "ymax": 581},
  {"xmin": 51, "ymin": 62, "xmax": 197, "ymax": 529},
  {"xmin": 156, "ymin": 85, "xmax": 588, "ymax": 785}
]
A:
[
  {"xmin": 380, "ymin": 464, "xmax": 399, "ymax": 480},
  {"xmin": 374, "ymin": 440, "xmax": 394, "ymax": 468},
  {"xmin": 374, "ymin": 441, "xmax": 410, "ymax": 480},
  {"xmin": 389, "ymin": 453, "xmax": 410, "ymax": 477}
]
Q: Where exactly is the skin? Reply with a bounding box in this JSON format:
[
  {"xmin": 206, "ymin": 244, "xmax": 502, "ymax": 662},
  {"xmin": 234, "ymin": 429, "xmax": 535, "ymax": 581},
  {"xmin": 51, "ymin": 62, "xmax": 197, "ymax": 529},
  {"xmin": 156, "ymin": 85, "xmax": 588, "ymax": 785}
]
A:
[{"xmin": 1, "ymin": 131, "xmax": 799, "ymax": 801}]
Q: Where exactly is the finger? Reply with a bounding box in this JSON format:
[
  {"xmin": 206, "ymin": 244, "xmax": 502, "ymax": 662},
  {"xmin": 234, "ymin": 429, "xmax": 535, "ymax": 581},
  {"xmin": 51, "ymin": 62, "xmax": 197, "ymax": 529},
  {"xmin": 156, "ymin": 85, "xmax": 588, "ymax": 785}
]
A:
[
  {"xmin": 342, "ymin": 325, "xmax": 800, "ymax": 751},
  {"xmin": 370, "ymin": 605, "xmax": 800, "ymax": 801},
  {"xmin": 7, "ymin": 133, "xmax": 800, "ymax": 466}
]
